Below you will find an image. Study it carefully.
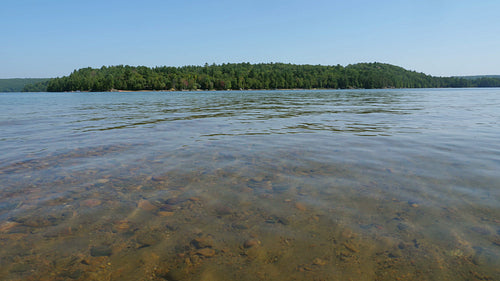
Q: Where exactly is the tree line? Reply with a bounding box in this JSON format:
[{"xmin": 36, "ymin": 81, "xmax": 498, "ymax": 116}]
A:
[
  {"xmin": 0, "ymin": 78, "xmax": 48, "ymax": 92},
  {"xmin": 21, "ymin": 62, "xmax": 500, "ymax": 92}
]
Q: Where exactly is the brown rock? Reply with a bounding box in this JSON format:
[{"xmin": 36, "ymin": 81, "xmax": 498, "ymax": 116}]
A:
[
  {"xmin": 96, "ymin": 179, "xmax": 109, "ymax": 184},
  {"xmin": 191, "ymin": 237, "xmax": 214, "ymax": 249},
  {"xmin": 295, "ymin": 202, "xmax": 307, "ymax": 211},
  {"xmin": 157, "ymin": 211, "xmax": 174, "ymax": 217},
  {"xmin": 114, "ymin": 220, "xmax": 131, "ymax": 230},
  {"xmin": 138, "ymin": 200, "xmax": 157, "ymax": 211},
  {"xmin": 151, "ymin": 175, "xmax": 168, "ymax": 182},
  {"xmin": 196, "ymin": 248, "xmax": 215, "ymax": 257},
  {"xmin": 81, "ymin": 199, "xmax": 102, "ymax": 207},
  {"xmin": 214, "ymin": 206, "xmax": 233, "ymax": 216},
  {"xmin": 243, "ymin": 239, "xmax": 260, "ymax": 248},
  {"xmin": 313, "ymin": 258, "xmax": 327, "ymax": 266},
  {"xmin": 0, "ymin": 221, "xmax": 19, "ymax": 232}
]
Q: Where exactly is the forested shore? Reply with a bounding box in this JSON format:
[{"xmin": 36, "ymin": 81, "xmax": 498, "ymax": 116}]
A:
[{"xmin": 20, "ymin": 62, "xmax": 500, "ymax": 92}]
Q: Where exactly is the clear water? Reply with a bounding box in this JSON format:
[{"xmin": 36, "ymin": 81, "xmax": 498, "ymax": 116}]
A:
[{"xmin": 1, "ymin": 89, "xmax": 499, "ymax": 280}]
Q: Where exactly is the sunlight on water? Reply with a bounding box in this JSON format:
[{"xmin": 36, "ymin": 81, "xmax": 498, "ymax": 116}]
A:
[{"xmin": 1, "ymin": 89, "xmax": 499, "ymax": 280}]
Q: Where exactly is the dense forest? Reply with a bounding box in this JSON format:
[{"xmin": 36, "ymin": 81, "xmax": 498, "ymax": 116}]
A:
[
  {"xmin": 0, "ymin": 78, "xmax": 49, "ymax": 92},
  {"xmin": 20, "ymin": 62, "xmax": 500, "ymax": 92}
]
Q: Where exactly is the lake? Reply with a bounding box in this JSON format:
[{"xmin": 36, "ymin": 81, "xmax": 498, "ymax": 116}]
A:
[{"xmin": 1, "ymin": 89, "xmax": 499, "ymax": 280}]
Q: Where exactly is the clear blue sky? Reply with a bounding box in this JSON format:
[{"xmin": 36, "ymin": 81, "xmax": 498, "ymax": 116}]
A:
[{"xmin": 1, "ymin": 0, "xmax": 499, "ymax": 78}]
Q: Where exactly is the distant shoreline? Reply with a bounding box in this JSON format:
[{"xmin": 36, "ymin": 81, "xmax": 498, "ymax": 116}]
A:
[
  {"xmin": 4, "ymin": 62, "xmax": 500, "ymax": 92},
  {"xmin": 48, "ymin": 86, "xmax": 499, "ymax": 93}
]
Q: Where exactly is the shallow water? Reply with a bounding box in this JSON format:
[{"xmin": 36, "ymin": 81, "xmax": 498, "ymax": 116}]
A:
[{"xmin": 1, "ymin": 89, "xmax": 499, "ymax": 280}]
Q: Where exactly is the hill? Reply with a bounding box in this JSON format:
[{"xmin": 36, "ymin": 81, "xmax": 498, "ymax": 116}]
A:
[
  {"xmin": 5, "ymin": 63, "xmax": 500, "ymax": 92},
  {"xmin": 456, "ymin": 75, "xmax": 500, "ymax": 79},
  {"xmin": 0, "ymin": 78, "xmax": 49, "ymax": 92},
  {"xmin": 45, "ymin": 62, "xmax": 500, "ymax": 92}
]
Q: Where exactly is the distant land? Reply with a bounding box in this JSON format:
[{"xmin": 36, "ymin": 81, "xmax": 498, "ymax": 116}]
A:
[
  {"xmin": 0, "ymin": 78, "xmax": 49, "ymax": 92},
  {"xmin": 2, "ymin": 63, "xmax": 500, "ymax": 92},
  {"xmin": 455, "ymin": 75, "xmax": 500, "ymax": 80}
]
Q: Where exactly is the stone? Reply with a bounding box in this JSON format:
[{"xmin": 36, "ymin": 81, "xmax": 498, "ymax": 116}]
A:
[
  {"xmin": 81, "ymin": 199, "xmax": 102, "ymax": 207},
  {"xmin": 471, "ymin": 227, "xmax": 490, "ymax": 235},
  {"xmin": 214, "ymin": 206, "xmax": 233, "ymax": 216},
  {"xmin": 138, "ymin": 199, "xmax": 157, "ymax": 211},
  {"xmin": 244, "ymin": 239, "xmax": 260, "ymax": 248},
  {"xmin": 278, "ymin": 217, "xmax": 290, "ymax": 225},
  {"xmin": 114, "ymin": 220, "xmax": 131, "ymax": 231},
  {"xmin": 295, "ymin": 202, "xmax": 307, "ymax": 211},
  {"xmin": 166, "ymin": 197, "xmax": 186, "ymax": 205},
  {"xmin": 191, "ymin": 237, "xmax": 214, "ymax": 249},
  {"xmin": 157, "ymin": 211, "xmax": 174, "ymax": 217},
  {"xmin": 151, "ymin": 175, "xmax": 168, "ymax": 182},
  {"xmin": 90, "ymin": 245, "xmax": 112, "ymax": 257},
  {"xmin": 342, "ymin": 242, "xmax": 358, "ymax": 253},
  {"xmin": 0, "ymin": 221, "xmax": 19, "ymax": 232},
  {"xmin": 313, "ymin": 258, "xmax": 327, "ymax": 266},
  {"xmin": 196, "ymin": 248, "xmax": 216, "ymax": 257}
]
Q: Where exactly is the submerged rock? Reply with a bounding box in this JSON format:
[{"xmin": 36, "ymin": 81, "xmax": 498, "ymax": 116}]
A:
[
  {"xmin": 214, "ymin": 205, "xmax": 233, "ymax": 216},
  {"xmin": 313, "ymin": 258, "xmax": 327, "ymax": 266},
  {"xmin": 470, "ymin": 227, "xmax": 491, "ymax": 235},
  {"xmin": 295, "ymin": 202, "xmax": 307, "ymax": 211},
  {"xmin": 90, "ymin": 245, "xmax": 112, "ymax": 257},
  {"xmin": 81, "ymin": 199, "xmax": 102, "ymax": 207},
  {"xmin": 157, "ymin": 211, "xmax": 174, "ymax": 217},
  {"xmin": 243, "ymin": 239, "xmax": 261, "ymax": 248},
  {"xmin": 138, "ymin": 199, "xmax": 157, "ymax": 211},
  {"xmin": 196, "ymin": 248, "xmax": 216, "ymax": 257},
  {"xmin": 151, "ymin": 175, "xmax": 168, "ymax": 182},
  {"xmin": 191, "ymin": 236, "xmax": 214, "ymax": 249},
  {"xmin": 0, "ymin": 221, "xmax": 20, "ymax": 232}
]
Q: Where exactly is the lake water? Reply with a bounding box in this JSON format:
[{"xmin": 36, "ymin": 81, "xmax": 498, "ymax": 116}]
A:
[{"xmin": 1, "ymin": 89, "xmax": 499, "ymax": 280}]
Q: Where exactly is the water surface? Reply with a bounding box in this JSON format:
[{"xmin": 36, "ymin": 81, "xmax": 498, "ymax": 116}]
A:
[{"xmin": 1, "ymin": 89, "xmax": 499, "ymax": 280}]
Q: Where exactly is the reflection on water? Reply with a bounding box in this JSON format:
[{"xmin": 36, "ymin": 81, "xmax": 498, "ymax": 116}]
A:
[{"xmin": 0, "ymin": 89, "xmax": 499, "ymax": 280}]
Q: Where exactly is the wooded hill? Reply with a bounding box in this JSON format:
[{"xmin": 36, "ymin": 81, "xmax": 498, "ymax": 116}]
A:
[
  {"xmin": 25, "ymin": 62, "xmax": 500, "ymax": 92},
  {"xmin": 0, "ymin": 78, "xmax": 49, "ymax": 92}
]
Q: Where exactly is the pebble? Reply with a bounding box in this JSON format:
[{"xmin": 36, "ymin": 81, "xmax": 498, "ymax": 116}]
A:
[
  {"xmin": 151, "ymin": 175, "xmax": 168, "ymax": 182},
  {"xmin": 278, "ymin": 217, "xmax": 290, "ymax": 225},
  {"xmin": 9, "ymin": 263, "xmax": 31, "ymax": 273},
  {"xmin": 313, "ymin": 258, "xmax": 327, "ymax": 266},
  {"xmin": 408, "ymin": 200, "xmax": 419, "ymax": 207},
  {"xmin": 491, "ymin": 237, "xmax": 500, "ymax": 247},
  {"xmin": 96, "ymin": 179, "xmax": 109, "ymax": 184},
  {"xmin": 81, "ymin": 199, "xmax": 102, "ymax": 207},
  {"xmin": 0, "ymin": 221, "xmax": 19, "ymax": 232},
  {"xmin": 342, "ymin": 242, "xmax": 358, "ymax": 253},
  {"xmin": 196, "ymin": 248, "xmax": 216, "ymax": 257},
  {"xmin": 214, "ymin": 206, "xmax": 233, "ymax": 216},
  {"xmin": 295, "ymin": 202, "xmax": 307, "ymax": 211},
  {"xmin": 90, "ymin": 245, "xmax": 112, "ymax": 257},
  {"xmin": 397, "ymin": 223, "xmax": 409, "ymax": 231},
  {"xmin": 138, "ymin": 199, "xmax": 157, "ymax": 211},
  {"xmin": 114, "ymin": 220, "xmax": 130, "ymax": 230},
  {"xmin": 244, "ymin": 239, "xmax": 261, "ymax": 248},
  {"xmin": 340, "ymin": 229, "xmax": 356, "ymax": 240},
  {"xmin": 471, "ymin": 227, "xmax": 491, "ymax": 235},
  {"xmin": 157, "ymin": 211, "xmax": 174, "ymax": 217},
  {"xmin": 166, "ymin": 197, "xmax": 186, "ymax": 205},
  {"xmin": 136, "ymin": 233, "xmax": 160, "ymax": 248},
  {"xmin": 191, "ymin": 237, "xmax": 214, "ymax": 249}
]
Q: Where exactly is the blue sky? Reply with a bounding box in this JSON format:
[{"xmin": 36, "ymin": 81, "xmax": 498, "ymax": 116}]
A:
[{"xmin": 1, "ymin": 0, "xmax": 499, "ymax": 78}]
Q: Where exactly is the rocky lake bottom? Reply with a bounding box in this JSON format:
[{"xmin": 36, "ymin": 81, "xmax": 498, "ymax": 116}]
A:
[{"xmin": 1, "ymin": 89, "xmax": 499, "ymax": 280}]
